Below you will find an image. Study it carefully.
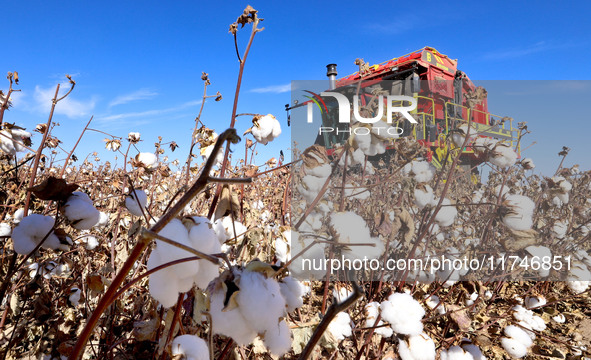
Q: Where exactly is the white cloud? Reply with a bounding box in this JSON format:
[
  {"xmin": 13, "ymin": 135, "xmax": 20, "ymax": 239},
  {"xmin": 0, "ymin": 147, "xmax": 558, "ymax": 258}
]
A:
[
  {"xmin": 97, "ymin": 99, "xmax": 202, "ymax": 122},
  {"xmin": 34, "ymin": 84, "xmax": 96, "ymax": 119},
  {"xmin": 483, "ymin": 41, "xmax": 578, "ymax": 60},
  {"xmin": 109, "ymin": 88, "xmax": 158, "ymax": 107},
  {"xmin": 250, "ymin": 84, "xmax": 291, "ymax": 94}
]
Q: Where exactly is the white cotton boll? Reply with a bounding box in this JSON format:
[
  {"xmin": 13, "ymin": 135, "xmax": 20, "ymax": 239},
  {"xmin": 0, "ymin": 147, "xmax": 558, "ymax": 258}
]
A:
[
  {"xmin": 424, "ymin": 295, "xmax": 446, "ymax": 315},
  {"xmin": 289, "ymin": 232, "xmax": 326, "ymax": 279},
  {"xmin": 136, "ymin": 152, "xmax": 158, "ymax": 168},
  {"xmin": 69, "ymin": 287, "xmax": 81, "ymax": 307},
  {"xmin": 251, "ymin": 114, "xmax": 281, "ymax": 145},
  {"xmin": 451, "ymin": 125, "xmax": 476, "ymax": 148},
  {"xmin": 364, "ymin": 301, "xmax": 393, "ymax": 337},
  {"xmin": 414, "ymin": 185, "xmax": 434, "ymax": 210},
  {"xmin": 494, "ymin": 185, "xmax": 510, "ymax": 198},
  {"xmin": 280, "ymin": 276, "xmax": 305, "ymax": 312},
  {"xmin": 462, "ymin": 344, "xmax": 485, "ymax": 360},
  {"xmin": 64, "ymin": 192, "xmax": 100, "ymax": 230},
  {"xmin": 236, "ymin": 270, "xmax": 286, "ymax": 333},
  {"xmin": 209, "ymin": 288, "xmax": 257, "ymax": 345},
  {"xmin": 501, "ymin": 325, "xmax": 532, "ymax": 358},
  {"xmin": 79, "ymin": 234, "xmax": 99, "ymax": 250},
  {"xmin": 512, "ymin": 305, "xmax": 546, "ymax": 332},
  {"xmin": 333, "ymin": 285, "xmax": 353, "ymax": 304},
  {"xmin": 440, "ymin": 346, "xmax": 474, "ymax": 360},
  {"xmin": 125, "ymin": 189, "xmax": 148, "ymax": 217},
  {"xmin": 147, "ymin": 219, "xmax": 201, "ymax": 307},
  {"xmin": 219, "ymin": 216, "xmax": 247, "ymax": 243},
  {"xmin": 201, "ymin": 143, "xmax": 223, "ymax": 167},
  {"xmin": 525, "ymin": 296, "xmax": 546, "ymax": 309},
  {"xmin": 275, "ymin": 235, "xmax": 290, "ymax": 263},
  {"xmin": 155, "ymin": 219, "xmax": 200, "ymax": 279},
  {"xmin": 567, "ymin": 261, "xmax": 591, "ymax": 293},
  {"xmin": 327, "ymin": 312, "xmax": 352, "ymax": 341},
  {"xmin": 306, "ymin": 163, "xmax": 331, "ymax": 178},
  {"xmin": 95, "ymin": 212, "xmax": 109, "ymax": 228},
  {"xmin": 406, "ymin": 160, "xmax": 435, "ymax": 183},
  {"xmin": 344, "ymin": 184, "xmax": 370, "ymax": 200},
  {"xmin": 489, "ymin": 143, "xmax": 517, "ymax": 168},
  {"xmin": 552, "ymin": 221, "xmax": 568, "ymax": 239},
  {"xmin": 501, "ymin": 195, "xmax": 535, "ymax": 231},
  {"xmin": 433, "ymin": 198, "xmax": 457, "ymax": 227},
  {"xmin": 13, "ymin": 208, "xmax": 24, "ymax": 223},
  {"xmin": 556, "ymin": 192, "xmax": 569, "ymax": 205},
  {"xmin": 171, "ymin": 334, "xmax": 210, "ymax": 360},
  {"xmin": 263, "ymin": 319, "xmax": 292, "ymax": 356},
  {"xmin": 380, "ymin": 293, "xmax": 425, "ymax": 335},
  {"xmin": 521, "ymin": 158, "xmax": 535, "ymax": 170},
  {"xmin": 147, "ymin": 251, "xmax": 182, "ymax": 308},
  {"xmin": 472, "ymin": 189, "xmax": 484, "ymax": 204},
  {"xmin": 11, "ymin": 214, "xmax": 61, "ymax": 254},
  {"xmin": 552, "ymin": 313, "xmax": 566, "ymax": 323},
  {"xmin": 0, "ymin": 130, "xmax": 16, "ymax": 155},
  {"xmin": 330, "ymin": 211, "xmax": 384, "ymax": 260},
  {"xmin": 0, "ymin": 223, "xmax": 11, "ymax": 237},
  {"xmin": 128, "ymin": 132, "xmax": 141, "ymax": 142},
  {"xmin": 501, "ymin": 338, "xmax": 528, "ymax": 358},
  {"xmin": 525, "ymin": 246, "xmax": 552, "ymax": 277},
  {"xmin": 398, "ymin": 333, "xmax": 436, "ymax": 360},
  {"xmin": 188, "ymin": 217, "xmax": 221, "ymax": 289}
]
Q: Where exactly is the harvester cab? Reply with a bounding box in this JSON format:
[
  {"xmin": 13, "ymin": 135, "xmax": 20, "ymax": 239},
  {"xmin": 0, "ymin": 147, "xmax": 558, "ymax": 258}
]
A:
[{"xmin": 287, "ymin": 47, "xmax": 520, "ymax": 169}]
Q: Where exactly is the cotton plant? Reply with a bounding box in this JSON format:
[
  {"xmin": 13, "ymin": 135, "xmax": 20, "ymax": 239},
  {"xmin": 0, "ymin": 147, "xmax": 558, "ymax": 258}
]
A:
[
  {"xmin": 403, "ymin": 159, "xmax": 436, "ymax": 183},
  {"xmin": 549, "ymin": 176, "xmax": 572, "ymax": 205},
  {"xmin": 213, "ymin": 215, "xmax": 247, "ymax": 244},
  {"xmin": 380, "ymin": 292, "xmax": 425, "ymax": 335},
  {"xmin": 327, "ymin": 311, "xmax": 353, "ymax": 341},
  {"xmin": 147, "ymin": 217, "xmax": 221, "ymax": 308},
  {"xmin": 348, "ymin": 118, "xmax": 399, "ymax": 157},
  {"xmin": 424, "ymin": 294, "xmax": 446, "ymax": 315},
  {"xmin": 432, "ymin": 198, "xmax": 458, "ymax": 227},
  {"xmin": 488, "ymin": 142, "xmax": 518, "ymax": 168},
  {"xmin": 397, "ymin": 332, "xmax": 436, "ymax": 360},
  {"xmin": 512, "ymin": 304, "xmax": 546, "ymax": 335},
  {"xmin": 364, "ymin": 301, "xmax": 393, "ymax": 337},
  {"xmin": 499, "ymin": 194, "xmax": 535, "ymax": 231},
  {"xmin": 414, "ymin": 184, "xmax": 435, "ymax": 210},
  {"xmin": 134, "ymin": 152, "xmax": 158, "ymax": 168},
  {"xmin": 566, "ymin": 260, "xmax": 591, "ymax": 294},
  {"xmin": 245, "ymin": 114, "xmax": 281, "ymax": 145},
  {"xmin": 0, "ymin": 125, "xmax": 31, "ymax": 156},
  {"xmin": 451, "ymin": 124, "xmax": 477, "ymax": 148},
  {"xmin": 171, "ymin": 335, "xmax": 210, "ymax": 360},
  {"xmin": 520, "ymin": 158, "xmax": 535, "ymax": 170},
  {"xmin": 329, "ymin": 211, "xmax": 384, "ymax": 261},
  {"xmin": 440, "ymin": 345, "xmax": 475, "ymax": 360},
  {"xmin": 207, "ymin": 265, "xmax": 294, "ymax": 356},
  {"xmin": 501, "ymin": 325, "xmax": 533, "ymax": 358},
  {"xmin": 289, "ymin": 230, "xmax": 327, "ymax": 280},
  {"xmin": 201, "ymin": 140, "xmax": 224, "ymax": 167},
  {"xmin": 297, "ymin": 145, "xmax": 332, "ymax": 205},
  {"xmin": 125, "ymin": 189, "xmax": 148, "ymax": 217},
  {"xmin": 63, "ymin": 191, "xmax": 101, "ymax": 230},
  {"xmin": 0, "ymin": 222, "xmax": 11, "ymax": 237},
  {"xmin": 11, "ymin": 214, "xmax": 64, "ymax": 254}
]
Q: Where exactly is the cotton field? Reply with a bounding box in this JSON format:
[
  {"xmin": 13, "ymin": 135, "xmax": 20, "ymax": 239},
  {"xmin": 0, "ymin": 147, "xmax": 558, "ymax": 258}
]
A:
[{"xmin": 1, "ymin": 5, "xmax": 591, "ymax": 360}]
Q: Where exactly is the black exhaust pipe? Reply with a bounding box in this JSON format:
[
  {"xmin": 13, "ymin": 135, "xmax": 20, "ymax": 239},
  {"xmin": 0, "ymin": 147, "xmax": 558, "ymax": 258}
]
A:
[{"xmin": 326, "ymin": 64, "xmax": 337, "ymax": 90}]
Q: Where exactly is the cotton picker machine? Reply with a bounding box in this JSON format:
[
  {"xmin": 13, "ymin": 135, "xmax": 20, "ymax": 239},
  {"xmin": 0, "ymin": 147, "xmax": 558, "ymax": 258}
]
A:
[{"xmin": 286, "ymin": 47, "xmax": 520, "ymax": 174}]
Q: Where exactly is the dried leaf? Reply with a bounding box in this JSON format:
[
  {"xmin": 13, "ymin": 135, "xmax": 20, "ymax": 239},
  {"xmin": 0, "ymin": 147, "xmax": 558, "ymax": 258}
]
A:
[{"xmin": 29, "ymin": 176, "xmax": 79, "ymax": 201}]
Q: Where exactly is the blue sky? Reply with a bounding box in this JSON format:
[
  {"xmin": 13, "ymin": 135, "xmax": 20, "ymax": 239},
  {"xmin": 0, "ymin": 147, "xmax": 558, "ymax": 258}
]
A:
[{"xmin": 2, "ymin": 1, "xmax": 590, "ymax": 175}]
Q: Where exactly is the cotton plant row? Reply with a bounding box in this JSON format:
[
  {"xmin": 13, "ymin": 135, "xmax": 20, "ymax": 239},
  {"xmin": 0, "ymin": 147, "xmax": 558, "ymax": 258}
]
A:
[{"xmin": 286, "ymin": 124, "xmax": 590, "ymax": 359}]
